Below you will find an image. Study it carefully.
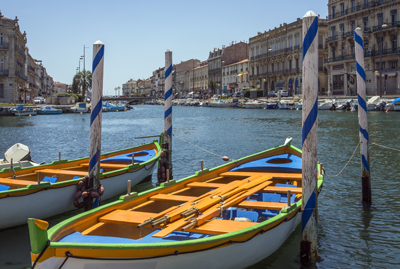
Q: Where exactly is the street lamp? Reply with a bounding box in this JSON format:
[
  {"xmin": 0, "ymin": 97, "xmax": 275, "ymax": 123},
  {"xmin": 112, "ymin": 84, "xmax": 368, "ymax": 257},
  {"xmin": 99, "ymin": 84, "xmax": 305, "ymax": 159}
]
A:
[
  {"xmin": 266, "ymin": 46, "xmax": 272, "ymax": 97},
  {"xmin": 379, "ymin": 23, "xmax": 388, "ymax": 97}
]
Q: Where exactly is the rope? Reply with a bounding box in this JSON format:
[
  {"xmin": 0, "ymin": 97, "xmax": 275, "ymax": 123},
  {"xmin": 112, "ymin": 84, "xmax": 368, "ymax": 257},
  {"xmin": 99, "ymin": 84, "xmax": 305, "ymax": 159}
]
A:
[
  {"xmin": 173, "ymin": 134, "xmax": 235, "ymax": 161},
  {"xmin": 371, "ymin": 142, "xmax": 400, "ymax": 153},
  {"xmin": 324, "ymin": 141, "xmax": 360, "ymax": 178}
]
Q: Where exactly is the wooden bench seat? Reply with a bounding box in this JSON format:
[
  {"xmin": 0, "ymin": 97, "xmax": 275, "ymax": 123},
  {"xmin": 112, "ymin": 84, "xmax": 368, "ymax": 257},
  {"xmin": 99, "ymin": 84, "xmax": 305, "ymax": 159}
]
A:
[
  {"xmin": 79, "ymin": 163, "xmax": 128, "ymax": 169},
  {"xmin": 220, "ymin": 172, "xmax": 302, "ymax": 180},
  {"xmin": 187, "ymin": 219, "xmax": 256, "ymax": 235},
  {"xmin": 186, "ymin": 182, "xmax": 226, "ymax": 189},
  {"xmin": 34, "ymin": 169, "xmax": 88, "ymax": 177},
  {"xmin": 149, "ymin": 194, "xmax": 197, "ymax": 203},
  {"xmin": 237, "ymin": 201, "xmax": 287, "ymax": 211},
  {"xmin": 99, "ymin": 210, "xmax": 157, "ymax": 225},
  {"xmin": 0, "ymin": 177, "xmax": 37, "ymax": 188},
  {"xmin": 262, "ymin": 186, "xmax": 302, "ymax": 194}
]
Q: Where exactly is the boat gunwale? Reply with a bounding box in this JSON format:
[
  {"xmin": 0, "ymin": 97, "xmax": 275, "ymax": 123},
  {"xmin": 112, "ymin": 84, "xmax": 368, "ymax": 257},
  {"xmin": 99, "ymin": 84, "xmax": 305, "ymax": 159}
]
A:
[
  {"xmin": 44, "ymin": 144, "xmax": 324, "ymax": 252},
  {"xmin": 0, "ymin": 140, "xmax": 161, "ymax": 198}
]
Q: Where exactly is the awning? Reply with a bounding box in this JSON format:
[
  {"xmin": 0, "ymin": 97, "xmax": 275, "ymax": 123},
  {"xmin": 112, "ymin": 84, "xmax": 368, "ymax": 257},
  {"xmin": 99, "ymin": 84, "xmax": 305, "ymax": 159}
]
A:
[
  {"xmin": 381, "ymin": 73, "xmax": 397, "ymax": 77},
  {"xmin": 227, "ymin": 88, "xmax": 233, "ymax": 91},
  {"xmin": 17, "ymin": 61, "xmax": 24, "ymax": 67}
]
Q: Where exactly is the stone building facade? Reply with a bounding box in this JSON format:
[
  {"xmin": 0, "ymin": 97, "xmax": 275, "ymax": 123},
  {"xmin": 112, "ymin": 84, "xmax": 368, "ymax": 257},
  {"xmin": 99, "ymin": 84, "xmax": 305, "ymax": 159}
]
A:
[
  {"xmin": 122, "ymin": 79, "xmax": 137, "ymax": 96},
  {"xmin": 208, "ymin": 42, "xmax": 249, "ymax": 94},
  {"xmin": 249, "ymin": 18, "xmax": 328, "ymax": 96},
  {"xmin": 222, "ymin": 59, "xmax": 250, "ymax": 93},
  {"xmin": 0, "ymin": 12, "xmax": 53, "ymax": 103},
  {"xmin": 189, "ymin": 60, "xmax": 208, "ymax": 95},
  {"xmin": 326, "ymin": 0, "xmax": 400, "ymax": 95}
]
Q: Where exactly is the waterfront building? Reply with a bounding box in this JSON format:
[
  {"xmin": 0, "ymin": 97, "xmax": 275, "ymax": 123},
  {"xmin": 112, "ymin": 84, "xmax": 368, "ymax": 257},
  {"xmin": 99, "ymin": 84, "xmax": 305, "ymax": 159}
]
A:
[
  {"xmin": 249, "ymin": 18, "xmax": 328, "ymax": 96},
  {"xmin": 144, "ymin": 78, "xmax": 152, "ymax": 96},
  {"xmin": 174, "ymin": 59, "xmax": 200, "ymax": 97},
  {"xmin": 326, "ymin": 0, "xmax": 400, "ymax": 95},
  {"xmin": 122, "ymin": 79, "xmax": 137, "ymax": 96},
  {"xmin": 208, "ymin": 42, "xmax": 249, "ymax": 94},
  {"xmin": 153, "ymin": 67, "xmax": 165, "ymax": 97},
  {"xmin": 222, "ymin": 59, "xmax": 249, "ymax": 93},
  {"xmin": 188, "ymin": 61, "xmax": 208, "ymax": 97},
  {"xmin": 53, "ymin": 82, "xmax": 69, "ymax": 94},
  {"xmin": 0, "ymin": 14, "xmax": 28, "ymax": 103}
]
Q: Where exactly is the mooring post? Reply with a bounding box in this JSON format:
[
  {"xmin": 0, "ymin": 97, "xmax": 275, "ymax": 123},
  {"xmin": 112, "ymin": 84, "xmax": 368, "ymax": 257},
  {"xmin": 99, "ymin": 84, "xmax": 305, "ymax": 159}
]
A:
[
  {"xmin": 301, "ymin": 11, "xmax": 319, "ymax": 266},
  {"xmin": 164, "ymin": 50, "xmax": 173, "ymax": 180},
  {"xmin": 85, "ymin": 40, "xmax": 104, "ymax": 211},
  {"xmin": 354, "ymin": 28, "xmax": 372, "ymax": 205}
]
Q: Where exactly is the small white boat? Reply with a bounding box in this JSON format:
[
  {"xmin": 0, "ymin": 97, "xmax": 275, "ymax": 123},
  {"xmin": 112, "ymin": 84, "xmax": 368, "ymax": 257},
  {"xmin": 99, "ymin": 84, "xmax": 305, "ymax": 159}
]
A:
[
  {"xmin": 208, "ymin": 99, "xmax": 231, "ymax": 108},
  {"xmin": 366, "ymin": 96, "xmax": 380, "ymax": 111},
  {"xmin": 37, "ymin": 106, "xmax": 62, "ymax": 115},
  {"xmin": 335, "ymin": 99, "xmax": 353, "ymax": 110},
  {"xmin": 0, "ymin": 143, "xmax": 42, "ymax": 171},
  {"xmin": 242, "ymin": 100, "xmax": 264, "ymax": 109},
  {"xmin": 278, "ymin": 100, "xmax": 295, "ymax": 110},
  {"xmin": 71, "ymin": 102, "xmax": 89, "ymax": 113},
  {"xmin": 199, "ymin": 101, "xmax": 208, "ymax": 107},
  {"xmin": 318, "ymin": 100, "xmax": 334, "ymax": 110},
  {"xmin": 102, "ymin": 102, "xmax": 126, "ymax": 112},
  {"xmin": 387, "ymin": 98, "xmax": 400, "ymax": 111},
  {"xmin": 295, "ymin": 102, "xmax": 303, "ymax": 110}
]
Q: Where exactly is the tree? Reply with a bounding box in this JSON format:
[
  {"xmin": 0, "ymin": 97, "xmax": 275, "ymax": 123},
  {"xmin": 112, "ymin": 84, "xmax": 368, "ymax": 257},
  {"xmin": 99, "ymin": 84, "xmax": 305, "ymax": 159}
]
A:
[
  {"xmin": 209, "ymin": 80, "xmax": 216, "ymax": 95},
  {"xmin": 72, "ymin": 70, "xmax": 92, "ymax": 101}
]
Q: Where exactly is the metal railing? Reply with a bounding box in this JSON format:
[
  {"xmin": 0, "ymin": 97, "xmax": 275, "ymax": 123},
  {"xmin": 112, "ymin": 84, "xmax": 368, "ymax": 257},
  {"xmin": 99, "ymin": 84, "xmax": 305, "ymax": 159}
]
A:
[
  {"xmin": 15, "ymin": 70, "xmax": 28, "ymax": 80},
  {"xmin": 0, "ymin": 43, "xmax": 9, "ymax": 49},
  {"xmin": 0, "ymin": 70, "xmax": 9, "ymax": 76},
  {"xmin": 326, "ymin": 35, "xmax": 339, "ymax": 43},
  {"xmin": 327, "ymin": 0, "xmax": 397, "ymax": 21},
  {"xmin": 372, "ymin": 21, "xmax": 400, "ymax": 32}
]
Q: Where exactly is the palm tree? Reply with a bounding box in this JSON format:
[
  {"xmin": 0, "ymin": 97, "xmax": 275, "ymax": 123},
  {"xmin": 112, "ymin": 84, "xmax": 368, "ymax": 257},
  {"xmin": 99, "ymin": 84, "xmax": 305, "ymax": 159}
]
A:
[
  {"xmin": 72, "ymin": 70, "xmax": 92, "ymax": 101},
  {"xmin": 209, "ymin": 80, "xmax": 216, "ymax": 95}
]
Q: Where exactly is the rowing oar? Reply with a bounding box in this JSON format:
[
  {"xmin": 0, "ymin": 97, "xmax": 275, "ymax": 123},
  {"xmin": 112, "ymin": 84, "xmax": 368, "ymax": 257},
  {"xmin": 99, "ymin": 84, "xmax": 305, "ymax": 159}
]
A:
[
  {"xmin": 151, "ymin": 176, "xmax": 273, "ymax": 238},
  {"xmin": 138, "ymin": 176, "xmax": 260, "ymax": 228},
  {"xmin": 150, "ymin": 175, "xmax": 270, "ymax": 228}
]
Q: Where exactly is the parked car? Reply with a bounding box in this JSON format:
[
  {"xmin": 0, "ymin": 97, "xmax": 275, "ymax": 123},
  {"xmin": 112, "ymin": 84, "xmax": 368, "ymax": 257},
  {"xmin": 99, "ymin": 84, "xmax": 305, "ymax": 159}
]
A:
[
  {"xmin": 221, "ymin": 93, "xmax": 228, "ymax": 98},
  {"xmin": 268, "ymin": 91, "xmax": 276, "ymax": 97},
  {"xmin": 33, "ymin": 97, "xmax": 45, "ymax": 104},
  {"xmin": 277, "ymin": 90, "xmax": 288, "ymax": 97},
  {"xmin": 233, "ymin": 92, "xmax": 243, "ymax": 97}
]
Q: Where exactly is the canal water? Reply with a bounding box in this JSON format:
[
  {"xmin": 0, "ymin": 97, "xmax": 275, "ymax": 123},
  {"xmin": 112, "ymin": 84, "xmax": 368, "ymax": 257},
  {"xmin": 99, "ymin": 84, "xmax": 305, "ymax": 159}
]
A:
[{"xmin": 0, "ymin": 105, "xmax": 399, "ymax": 268}]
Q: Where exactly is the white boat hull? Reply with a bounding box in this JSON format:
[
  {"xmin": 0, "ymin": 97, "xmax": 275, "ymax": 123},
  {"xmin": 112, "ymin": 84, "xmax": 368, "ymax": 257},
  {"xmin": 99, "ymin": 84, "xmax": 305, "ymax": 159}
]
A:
[
  {"xmin": 36, "ymin": 212, "xmax": 302, "ymax": 269},
  {"xmin": 0, "ymin": 162, "xmax": 156, "ymax": 229}
]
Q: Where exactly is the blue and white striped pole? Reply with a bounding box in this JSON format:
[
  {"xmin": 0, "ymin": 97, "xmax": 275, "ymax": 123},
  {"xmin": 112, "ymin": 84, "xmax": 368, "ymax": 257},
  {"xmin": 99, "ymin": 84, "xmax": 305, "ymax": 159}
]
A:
[
  {"xmin": 86, "ymin": 40, "xmax": 104, "ymax": 210},
  {"xmin": 354, "ymin": 28, "xmax": 371, "ymax": 205},
  {"xmin": 301, "ymin": 11, "xmax": 319, "ymax": 265},
  {"xmin": 164, "ymin": 50, "xmax": 173, "ymax": 179}
]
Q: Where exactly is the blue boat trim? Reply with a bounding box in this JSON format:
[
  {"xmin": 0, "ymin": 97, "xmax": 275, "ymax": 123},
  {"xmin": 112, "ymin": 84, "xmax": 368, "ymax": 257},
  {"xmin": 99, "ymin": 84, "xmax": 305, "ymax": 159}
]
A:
[
  {"xmin": 229, "ymin": 153, "xmax": 302, "ymax": 172},
  {"xmin": 101, "ymin": 149, "xmax": 156, "ymax": 164}
]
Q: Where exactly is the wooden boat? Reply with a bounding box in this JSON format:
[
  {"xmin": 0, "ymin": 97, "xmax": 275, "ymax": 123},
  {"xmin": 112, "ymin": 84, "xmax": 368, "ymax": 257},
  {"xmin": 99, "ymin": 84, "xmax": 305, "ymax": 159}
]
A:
[
  {"xmin": 28, "ymin": 141, "xmax": 324, "ymax": 269},
  {"xmin": 0, "ymin": 141, "xmax": 160, "ymax": 229}
]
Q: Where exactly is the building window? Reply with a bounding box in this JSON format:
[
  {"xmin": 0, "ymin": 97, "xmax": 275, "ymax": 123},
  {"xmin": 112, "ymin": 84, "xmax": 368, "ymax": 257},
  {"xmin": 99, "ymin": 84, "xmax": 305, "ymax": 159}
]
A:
[
  {"xmin": 392, "ymin": 35, "xmax": 397, "ymax": 50},
  {"xmin": 378, "ymin": 13, "xmax": 383, "ymax": 27},
  {"xmin": 271, "ymin": 43, "xmax": 275, "ymax": 51},
  {"xmin": 391, "ymin": 10, "xmax": 397, "ymax": 26},
  {"xmin": 351, "ymin": 0, "xmax": 356, "ymax": 12},
  {"xmin": 351, "ymin": 21, "xmax": 356, "ymax": 32},
  {"xmin": 282, "ymin": 61, "xmax": 285, "ymax": 70},
  {"xmin": 0, "ymin": 59, "xmax": 3, "ymax": 71},
  {"xmin": 262, "ymin": 65, "xmax": 265, "ymax": 73},
  {"xmin": 341, "ymin": 45, "xmax": 345, "ymax": 56},
  {"xmin": 251, "ymin": 67, "xmax": 254, "ymax": 75},
  {"xmin": 289, "ymin": 38, "xmax": 292, "ymax": 48},
  {"xmin": 272, "ymin": 63, "xmax": 274, "ymax": 72},
  {"xmin": 289, "ymin": 60, "xmax": 292, "ymax": 70},
  {"xmin": 251, "ymin": 49, "xmax": 254, "ymax": 57},
  {"xmin": 277, "ymin": 42, "xmax": 280, "ymax": 51},
  {"xmin": 332, "ymin": 47, "xmax": 336, "ymax": 58},
  {"xmin": 296, "ymin": 36, "xmax": 299, "ymax": 46},
  {"xmin": 340, "ymin": 3, "xmax": 344, "ymax": 15},
  {"xmin": 0, "ymin": 84, "xmax": 3, "ymax": 98},
  {"xmin": 332, "ymin": 6, "xmax": 336, "ymax": 18},
  {"xmin": 390, "ymin": 61, "xmax": 398, "ymax": 69},
  {"xmin": 256, "ymin": 47, "xmax": 259, "ymax": 56},
  {"xmin": 331, "ymin": 26, "xmax": 336, "ymax": 37},
  {"xmin": 282, "ymin": 40, "xmax": 285, "ymax": 49},
  {"xmin": 0, "ymin": 33, "xmax": 3, "ymax": 46},
  {"xmin": 363, "ymin": 17, "xmax": 368, "ymax": 29}
]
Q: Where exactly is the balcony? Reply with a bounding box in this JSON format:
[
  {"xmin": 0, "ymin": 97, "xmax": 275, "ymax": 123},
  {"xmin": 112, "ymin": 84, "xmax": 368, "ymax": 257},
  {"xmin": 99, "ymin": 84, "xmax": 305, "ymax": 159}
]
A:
[
  {"xmin": 14, "ymin": 45, "xmax": 26, "ymax": 59},
  {"xmin": 0, "ymin": 43, "xmax": 9, "ymax": 50},
  {"xmin": 294, "ymin": 45, "xmax": 301, "ymax": 51},
  {"xmin": 327, "ymin": 0, "xmax": 395, "ymax": 21},
  {"xmin": 0, "ymin": 70, "xmax": 9, "ymax": 76},
  {"xmin": 372, "ymin": 21, "xmax": 400, "ymax": 33},
  {"xmin": 326, "ymin": 35, "xmax": 339, "ymax": 43},
  {"xmin": 15, "ymin": 70, "xmax": 28, "ymax": 80},
  {"xmin": 365, "ymin": 46, "xmax": 400, "ymax": 57}
]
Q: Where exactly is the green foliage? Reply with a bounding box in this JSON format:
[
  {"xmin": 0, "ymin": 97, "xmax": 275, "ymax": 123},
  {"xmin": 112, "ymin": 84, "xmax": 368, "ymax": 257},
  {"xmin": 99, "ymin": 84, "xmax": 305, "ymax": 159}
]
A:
[
  {"xmin": 57, "ymin": 92, "xmax": 79, "ymax": 101},
  {"xmin": 72, "ymin": 71, "xmax": 92, "ymax": 101}
]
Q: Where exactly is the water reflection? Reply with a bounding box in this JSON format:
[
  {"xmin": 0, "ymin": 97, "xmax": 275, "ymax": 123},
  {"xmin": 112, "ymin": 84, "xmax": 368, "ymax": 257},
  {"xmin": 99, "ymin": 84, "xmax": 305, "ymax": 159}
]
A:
[{"xmin": 0, "ymin": 107, "xmax": 399, "ymax": 268}]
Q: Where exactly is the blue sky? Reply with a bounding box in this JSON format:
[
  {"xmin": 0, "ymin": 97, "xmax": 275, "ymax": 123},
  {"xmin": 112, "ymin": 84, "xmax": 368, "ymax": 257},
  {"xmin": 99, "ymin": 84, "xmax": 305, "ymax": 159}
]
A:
[{"xmin": 2, "ymin": 0, "xmax": 328, "ymax": 95}]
